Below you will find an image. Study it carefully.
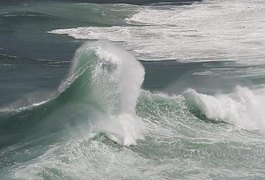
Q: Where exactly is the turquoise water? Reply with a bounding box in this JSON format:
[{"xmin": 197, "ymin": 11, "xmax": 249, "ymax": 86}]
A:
[{"xmin": 1, "ymin": 0, "xmax": 265, "ymax": 179}]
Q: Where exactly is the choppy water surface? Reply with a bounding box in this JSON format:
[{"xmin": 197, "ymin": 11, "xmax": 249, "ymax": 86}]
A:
[{"xmin": 1, "ymin": 0, "xmax": 265, "ymax": 179}]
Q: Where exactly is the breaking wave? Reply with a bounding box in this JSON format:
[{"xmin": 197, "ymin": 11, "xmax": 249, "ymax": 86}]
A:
[
  {"xmin": 0, "ymin": 40, "xmax": 146, "ymax": 147},
  {"xmin": 184, "ymin": 86, "xmax": 265, "ymax": 132}
]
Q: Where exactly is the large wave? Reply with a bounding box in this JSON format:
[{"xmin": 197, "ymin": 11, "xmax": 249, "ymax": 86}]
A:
[{"xmin": 0, "ymin": 40, "xmax": 146, "ymax": 147}]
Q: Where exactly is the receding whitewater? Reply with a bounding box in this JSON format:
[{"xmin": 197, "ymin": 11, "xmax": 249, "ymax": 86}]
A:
[{"xmin": 1, "ymin": 0, "xmax": 265, "ymax": 179}]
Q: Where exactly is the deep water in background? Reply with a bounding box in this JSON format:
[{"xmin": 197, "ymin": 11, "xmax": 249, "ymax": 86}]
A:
[{"xmin": 1, "ymin": 0, "xmax": 265, "ymax": 179}]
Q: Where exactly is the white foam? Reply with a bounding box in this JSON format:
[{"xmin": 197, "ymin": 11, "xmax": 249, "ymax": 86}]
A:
[
  {"xmin": 49, "ymin": 0, "xmax": 265, "ymax": 62},
  {"xmin": 183, "ymin": 86, "xmax": 265, "ymax": 131},
  {"xmin": 11, "ymin": 139, "xmax": 147, "ymax": 180}
]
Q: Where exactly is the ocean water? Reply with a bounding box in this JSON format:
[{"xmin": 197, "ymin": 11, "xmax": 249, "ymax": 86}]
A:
[{"xmin": 1, "ymin": 0, "xmax": 265, "ymax": 179}]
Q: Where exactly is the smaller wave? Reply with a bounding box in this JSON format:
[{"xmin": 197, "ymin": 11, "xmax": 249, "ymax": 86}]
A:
[{"xmin": 183, "ymin": 86, "xmax": 265, "ymax": 131}]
